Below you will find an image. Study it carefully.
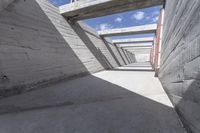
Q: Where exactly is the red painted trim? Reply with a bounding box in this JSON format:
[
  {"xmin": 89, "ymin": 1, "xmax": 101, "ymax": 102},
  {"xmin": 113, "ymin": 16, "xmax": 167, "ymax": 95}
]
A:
[{"xmin": 155, "ymin": 9, "xmax": 164, "ymax": 68}]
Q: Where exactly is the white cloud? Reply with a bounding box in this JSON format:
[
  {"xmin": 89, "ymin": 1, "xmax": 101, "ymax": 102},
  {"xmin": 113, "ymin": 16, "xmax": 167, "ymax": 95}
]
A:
[
  {"xmin": 114, "ymin": 17, "xmax": 123, "ymax": 23},
  {"xmin": 152, "ymin": 16, "xmax": 159, "ymax": 22},
  {"xmin": 131, "ymin": 11, "xmax": 145, "ymax": 20},
  {"xmin": 152, "ymin": 11, "xmax": 160, "ymax": 16},
  {"xmin": 96, "ymin": 23, "xmax": 113, "ymax": 31},
  {"xmin": 145, "ymin": 16, "xmax": 151, "ymax": 20}
]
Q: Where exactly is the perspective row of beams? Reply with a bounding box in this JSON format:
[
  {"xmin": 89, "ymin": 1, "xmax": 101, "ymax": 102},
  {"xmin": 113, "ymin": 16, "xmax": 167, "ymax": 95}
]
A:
[{"xmin": 59, "ymin": 0, "xmax": 163, "ymax": 52}]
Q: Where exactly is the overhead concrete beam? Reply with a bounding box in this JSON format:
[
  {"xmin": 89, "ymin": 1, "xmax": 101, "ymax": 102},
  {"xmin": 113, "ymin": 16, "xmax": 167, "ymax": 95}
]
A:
[
  {"xmin": 124, "ymin": 47, "xmax": 152, "ymax": 53},
  {"xmin": 123, "ymin": 47, "xmax": 152, "ymax": 50},
  {"xmin": 60, "ymin": 0, "xmax": 164, "ymax": 20},
  {"xmin": 98, "ymin": 24, "xmax": 157, "ymax": 37},
  {"xmin": 113, "ymin": 37, "xmax": 154, "ymax": 44},
  {"xmin": 117, "ymin": 42, "xmax": 153, "ymax": 48}
]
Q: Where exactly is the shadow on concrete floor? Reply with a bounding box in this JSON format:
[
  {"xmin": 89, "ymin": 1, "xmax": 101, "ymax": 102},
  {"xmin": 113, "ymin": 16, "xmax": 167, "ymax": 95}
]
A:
[{"xmin": 0, "ymin": 70, "xmax": 185, "ymax": 133}]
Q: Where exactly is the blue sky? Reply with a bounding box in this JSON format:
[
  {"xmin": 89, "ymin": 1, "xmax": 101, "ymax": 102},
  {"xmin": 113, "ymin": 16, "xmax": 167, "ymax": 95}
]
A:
[
  {"xmin": 49, "ymin": 0, "xmax": 70, "ymax": 6},
  {"xmin": 49, "ymin": 0, "xmax": 161, "ymax": 39}
]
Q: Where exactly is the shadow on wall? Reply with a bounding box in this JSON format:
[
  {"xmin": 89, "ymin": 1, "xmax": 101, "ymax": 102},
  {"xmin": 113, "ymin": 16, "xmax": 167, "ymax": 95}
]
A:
[
  {"xmin": 116, "ymin": 47, "xmax": 126, "ymax": 65},
  {"xmin": 97, "ymin": 48, "xmax": 113, "ymax": 69},
  {"xmin": 122, "ymin": 50, "xmax": 131, "ymax": 64},
  {"xmin": 68, "ymin": 21, "xmax": 112, "ymax": 69},
  {"xmin": 0, "ymin": 0, "xmax": 116, "ymax": 97},
  {"xmin": 170, "ymin": 73, "xmax": 200, "ymax": 133},
  {"xmin": 0, "ymin": 75, "xmax": 184, "ymax": 133},
  {"xmin": 0, "ymin": 0, "xmax": 89, "ymax": 96},
  {"xmin": 100, "ymin": 37, "xmax": 122, "ymax": 66}
]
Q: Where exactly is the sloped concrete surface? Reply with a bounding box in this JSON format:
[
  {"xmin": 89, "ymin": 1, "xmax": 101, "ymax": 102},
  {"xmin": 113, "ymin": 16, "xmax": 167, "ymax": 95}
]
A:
[{"xmin": 0, "ymin": 63, "xmax": 186, "ymax": 133}]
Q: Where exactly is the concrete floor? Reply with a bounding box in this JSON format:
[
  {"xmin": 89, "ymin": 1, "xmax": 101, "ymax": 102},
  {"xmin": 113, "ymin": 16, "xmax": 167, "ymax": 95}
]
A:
[{"xmin": 0, "ymin": 63, "xmax": 186, "ymax": 133}]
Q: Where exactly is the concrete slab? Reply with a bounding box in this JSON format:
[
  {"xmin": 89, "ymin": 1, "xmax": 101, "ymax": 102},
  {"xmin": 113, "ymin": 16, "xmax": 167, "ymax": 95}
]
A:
[
  {"xmin": 117, "ymin": 42, "xmax": 153, "ymax": 48},
  {"xmin": 113, "ymin": 37, "xmax": 154, "ymax": 44},
  {"xmin": 0, "ymin": 63, "xmax": 186, "ymax": 133},
  {"xmin": 98, "ymin": 24, "xmax": 157, "ymax": 37},
  {"xmin": 60, "ymin": 0, "xmax": 164, "ymax": 20},
  {"xmin": 123, "ymin": 47, "xmax": 152, "ymax": 49}
]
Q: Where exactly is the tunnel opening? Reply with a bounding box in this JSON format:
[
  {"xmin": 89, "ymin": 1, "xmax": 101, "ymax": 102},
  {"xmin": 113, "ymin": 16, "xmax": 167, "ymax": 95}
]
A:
[{"xmin": 0, "ymin": 0, "xmax": 199, "ymax": 133}]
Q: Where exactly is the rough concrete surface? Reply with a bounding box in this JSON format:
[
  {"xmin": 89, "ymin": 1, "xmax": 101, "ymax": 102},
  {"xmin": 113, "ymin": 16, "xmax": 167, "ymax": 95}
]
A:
[
  {"xmin": 0, "ymin": 0, "xmax": 123, "ymax": 92},
  {"xmin": 60, "ymin": 0, "xmax": 164, "ymax": 20},
  {"xmin": 0, "ymin": 0, "xmax": 14, "ymax": 11},
  {"xmin": 159, "ymin": 0, "xmax": 200, "ymax": 132},
  {"xmin": 0, "ymin": 63, "xmax": 186, "ymax": 133}
]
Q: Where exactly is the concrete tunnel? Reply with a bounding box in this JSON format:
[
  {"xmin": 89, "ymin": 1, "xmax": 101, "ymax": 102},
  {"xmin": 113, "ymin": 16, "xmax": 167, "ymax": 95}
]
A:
[{"xmin": 0, "ymin": 0, "xmax": 199, "ymax": 133}]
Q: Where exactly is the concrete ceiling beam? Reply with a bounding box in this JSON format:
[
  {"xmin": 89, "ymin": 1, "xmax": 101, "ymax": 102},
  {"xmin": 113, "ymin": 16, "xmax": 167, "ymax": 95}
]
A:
[
  {"xmin": 117, "ymin": 42, "xmax": 153, "ymax": 47},
  {"xmin": 60, "ymin": 0, "xmax": 164, "ymax": 20},
  {"xmin": 113, "ymin": 37, "xmax": 154, "ymax": 44},
  {"xmin": 98, "ymin": 24, "xmax": 157, "ymax": 37}
]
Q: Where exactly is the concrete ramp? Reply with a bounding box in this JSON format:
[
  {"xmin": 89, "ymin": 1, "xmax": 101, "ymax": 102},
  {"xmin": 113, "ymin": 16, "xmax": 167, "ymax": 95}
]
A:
[{"xmin": 0, "ymin": 63, "xmax": 186, "ymax": 133}]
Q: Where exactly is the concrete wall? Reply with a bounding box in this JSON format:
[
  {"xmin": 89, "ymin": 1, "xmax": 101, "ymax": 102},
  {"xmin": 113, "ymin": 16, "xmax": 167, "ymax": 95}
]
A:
[
  {"xmin": 135, "ymin": 54, "xmax": 150, "ymax": 62},
  {"xmin": 104, "ymin": 37, "xmax": 126, "ymax": 66},
  {"xmin": 159, "ymin": 0, "xmax": 200, "ymax": 132},
  {"xmin": 127, "ymin": 49, "xmax": 150, "ymax": 63},
  {"xmin": 0, "ymin": 0, "xmax": 14, "ymax": 11},
  {"xmin": 118, "ymin": 48, "xmax": 130, "ymax": 65},
  {"xmin": 0, "ymin": 0, "xmax": 120, "ymax": 96}
]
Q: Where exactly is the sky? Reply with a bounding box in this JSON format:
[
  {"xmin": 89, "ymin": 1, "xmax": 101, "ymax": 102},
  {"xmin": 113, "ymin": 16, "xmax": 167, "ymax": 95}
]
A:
[
  {"xmin": 48, "ymin": 0, "xmax": 70, "ymax": 6},
  {"xmin": 48, "ymin": 0, "xmax": 161, "ymax": 40}
]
